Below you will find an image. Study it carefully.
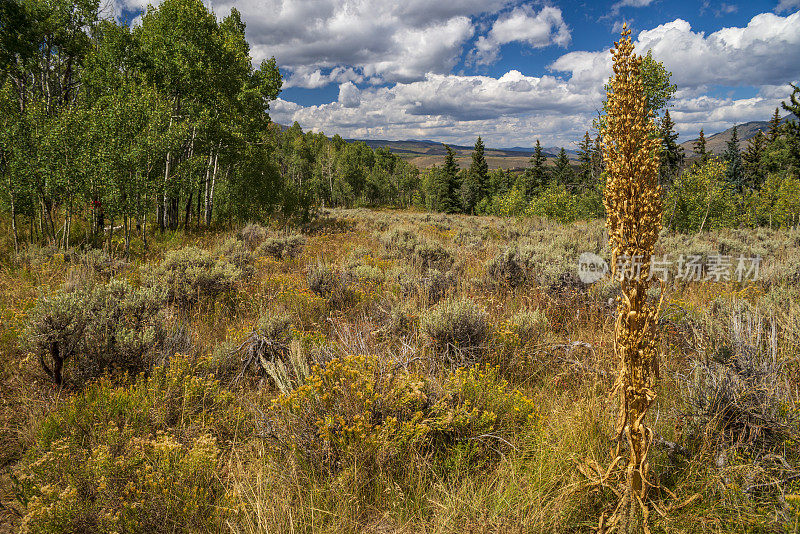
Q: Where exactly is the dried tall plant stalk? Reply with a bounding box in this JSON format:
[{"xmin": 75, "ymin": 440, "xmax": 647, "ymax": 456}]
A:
[{"xmin": 598, "ymin": 25, "xmax": 663, "ymax": 533}]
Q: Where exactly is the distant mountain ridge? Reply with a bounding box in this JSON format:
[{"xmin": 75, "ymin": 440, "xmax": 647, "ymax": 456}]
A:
[
  {"xmin": 348, "ymin": 138, "xmax": 570, "ymax": 159},
  {"xmin": 679, "ymin": 115, "xmax": 795, "ymax": 156},
  {"xmin": 277, "ymin": 114, "xmax": 795, "ymax": 171}
]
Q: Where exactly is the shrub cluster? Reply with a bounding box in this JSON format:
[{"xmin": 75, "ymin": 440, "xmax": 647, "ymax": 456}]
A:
[
  {"xmin": 150, "ymin": 246, "xmax": 243, "ymax": 307},
  {"xmin": 509, "ymin": 309, "xmax": 550, "ymax": 342},
  {"xmin": 307, "ymin": 263, "xmax": 354, "ymax": 308},
  {"xmin": 257, "ymin": 234, "xmax": 306, "ymax": 260},
  {"xmin": 381, "ymin": 228, "xmax": 453, "ymax": 272},
  {"xmin": 397, "ymin": 268, "xmax": 455, "ymax": 304},
  {"xmin": 13, "ymin": 355, "xmax": 244, "ymax": 532},
  {"xmin": 23, "ymin": 280, "xmax": 170, "ymax": 385},
  {"xmin": 421, "ymin": 298, "xmax": 489, "ymax": 365},
  {"xmin": 215, "ymin": 237, "xmax": 255, "ymax": 275},
  {"xmin": 486, "ymin": 245, "xmax": 536, "ymax": 287},
  {"xmin": 265, "ymin": 354, "xmax": 536, "ymax": 475}
]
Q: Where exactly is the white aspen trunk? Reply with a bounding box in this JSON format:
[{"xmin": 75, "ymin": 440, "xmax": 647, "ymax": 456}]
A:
[
  {"xmin": 203, "ymin": 152, "xmax": 213, "ymax": 226},
  {"xmin": 205, "ymin": 152, "xmax": 219, "ymax": 225}
]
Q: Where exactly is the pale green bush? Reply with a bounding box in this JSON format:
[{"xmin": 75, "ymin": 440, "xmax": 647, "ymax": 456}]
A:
[
  {"xmin": 151, "ymin": 246, "xmax": 243, "ymax": 307},
  {"xmin": 421, "ymin": 298, "xmax": 489, "ymax": 364},
  {"xmin": 22, "ymin": 280, "xmax": 170, "ymax": 385},
  {"xmin": 510, "ymin": 309, "xmax": 550, "ymax": 342}
]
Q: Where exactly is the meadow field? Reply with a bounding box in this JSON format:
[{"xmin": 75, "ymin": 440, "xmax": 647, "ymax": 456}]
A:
[{"xmin": 0, "ymin": 208, "xmax": 798, "ymax": 533}]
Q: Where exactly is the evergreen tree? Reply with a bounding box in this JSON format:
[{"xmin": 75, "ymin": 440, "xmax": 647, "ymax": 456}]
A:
[
  {"xmin": 442, "ymin": 145, "xmax": 460, "ymax": 213},
  {"xmin": 553, "ymin": 148, "xmax": 574, "ymax": 187},
  {"xmin": 518, "ymin": 140, "xmax": 547, "ymax": 199},
  {"xmin": 723, "ymin": 126, "xmax": 744, "ymax": 190},
  {"xmin": 461, "ymin": 136, "xmax": 488, "ymax": 213},
  {"xmin": 693, "ymin": 129, "xmax": 709, "ymax": 164},
  {"xmin": 781, "ymin": 83, "xmax": 800, "ymax": 173},
  {"xmin": 469, "ymin": 136, "xmax": 488, "ymax": 196},
  {"xmin": 768, "ymin": 107, "xmax": 782, "ymax": 143},
  {"xmin": 742, "ymin": 130, "xmax": 767, "ymax": 189},
  {"xmin": 659, "ymin": 110, "xmax": 683, "ymax": 187},
  {"xmin": 577, "ymin": 132, "xmax": 592, "ymax": 189},
  {"xmin": 591, "ymin": 135, "xmax": 603, "ymax": 183}
]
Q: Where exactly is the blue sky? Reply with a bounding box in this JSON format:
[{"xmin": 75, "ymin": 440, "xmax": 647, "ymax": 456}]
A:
[{"xmin": 120, "ymin": 0, "xmax": 800, "ymax": 148}]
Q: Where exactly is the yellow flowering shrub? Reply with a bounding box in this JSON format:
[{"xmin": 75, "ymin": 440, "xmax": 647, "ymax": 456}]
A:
[
  {"xmin": 266, "ymin": 355, "xmax": 537, "ymax": 475},
  {"xmin": 13, "ymin": 355, "xmax": 245, "ymax": 533}
]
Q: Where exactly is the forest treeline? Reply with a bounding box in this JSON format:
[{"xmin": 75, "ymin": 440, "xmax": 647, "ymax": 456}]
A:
[
  {"xmin": 0, "ymin": 0, "xmax": 426, "ymax": 255},
  {"xmin": 2, "ymin": 0, "xmax": 800, "ymax": 257}
]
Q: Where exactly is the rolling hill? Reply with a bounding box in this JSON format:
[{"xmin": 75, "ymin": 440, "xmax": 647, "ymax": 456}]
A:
[
  {"xmin": 679, "ymin": 115, "xmax": 795, "ymax": 156},
  {"xmin": 349, "ymin": 138, "xmax": 577, "ymax": 170}
]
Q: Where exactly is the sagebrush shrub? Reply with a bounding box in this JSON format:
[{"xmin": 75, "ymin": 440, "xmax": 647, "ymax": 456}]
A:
[
  {"xmin": 349, "ymin": 263, "xmax": 385, "ymax": 284},
  {"xmin": 382, "ymin": 229, "xmax": 453, "ymax": 272},
  {"xmin": 239, "ymin": 223, "xmax": 269, "ymax": 247},
  {"xmin": 411, "ymin": 240, "xmax": 453, "ymax": 271},
  {"xmin": 23, "ymin": 280, "xmax": 170, "ymax": 385},
  {"xmin": 151, "ymin": 246, "xmax": 243, "ymax": 307},
  {"xmin": 215, "ymin": 236, "xmax": 255, "ymax": 276},
  {"xmin": 486, "ymin": 245, "xmax": 534, "ymax": 287},
  {"xmin": 421, "ymin": 298, "xmax": 489, "ymax": 364},
  {"xmin": 510, "ymin": 309, "xmax": 550, "ymax": 342},
  {"xmin": 307, "ymin": 264, "xmax": 339, "ymax": 298},
  {"xmin": 256, "ymin": 234, "xmax": 306, "ymax": 260},
  {"xmin": 387, "ymin": 302, "xmax": 416, "ymax": 338},
  {"xmin": 307, "ymin": 264, "xmax": 353, "ymax": 308},
  {"xmin": 381, "ymin": 228, "xmax": 419, "ymax": 257},
  {"xmin": 397, "ymin": 268, "xmax": 455, "ymax": 304}
]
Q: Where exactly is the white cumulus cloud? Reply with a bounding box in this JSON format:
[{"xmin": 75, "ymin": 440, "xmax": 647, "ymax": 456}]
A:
[
  {"xmin": 472, "ymin": 6, "xmax": 571, "ymax": 65},
  {"xmin": 206, "ymin": 0, "xmax": 511, "ymax": 85},
  {"xmin": 551, "ymin": 11, "xmax": 800, "ymax": 90}
]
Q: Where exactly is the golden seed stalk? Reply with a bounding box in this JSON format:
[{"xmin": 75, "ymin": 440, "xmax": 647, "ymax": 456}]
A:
[{"xmin": 600, "ymin": 25, "xmax": 663, "ymax": 533}]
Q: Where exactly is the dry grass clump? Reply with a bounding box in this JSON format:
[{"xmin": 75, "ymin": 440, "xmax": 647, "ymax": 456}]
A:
[
  {"xmin": 223, "ymin": 314, "xmax": 312, "ymax": 393},
  {"xmin": 421, "ymin": 298, "xmax": 489, "ymax": 365},
  {"xmin": 22, "ymin": 279, "xmax": 171, "ymax": 386},
  {"xmin": 678, "ymin": 304, "xmax": 799, "ymax": 453}
]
